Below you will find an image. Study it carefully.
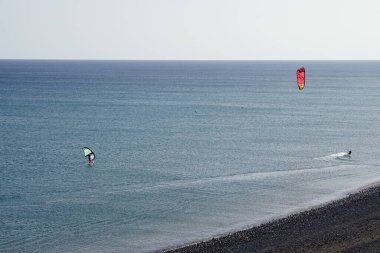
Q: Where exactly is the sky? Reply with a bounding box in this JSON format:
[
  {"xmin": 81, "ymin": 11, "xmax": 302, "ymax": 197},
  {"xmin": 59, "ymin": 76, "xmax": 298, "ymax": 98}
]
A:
[{"xmin": 0, "ymin": 0, "xmax": 380, "ymax": 60}]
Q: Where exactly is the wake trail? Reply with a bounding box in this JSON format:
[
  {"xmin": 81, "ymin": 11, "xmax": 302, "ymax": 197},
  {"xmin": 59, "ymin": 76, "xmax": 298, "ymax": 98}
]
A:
[
  {"xmin": 105, "ymin": 164, "xmax": 369, "ymax": 195},
  {"xmin": 314, "ymin": 152, "xmax": 352, "ymax": 161}
]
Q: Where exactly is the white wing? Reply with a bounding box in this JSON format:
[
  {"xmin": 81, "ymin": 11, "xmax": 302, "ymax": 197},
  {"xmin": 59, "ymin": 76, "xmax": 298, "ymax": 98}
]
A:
[{"xmin": 83, "ymin": 147, "xmax": 94, "ymax": 157}]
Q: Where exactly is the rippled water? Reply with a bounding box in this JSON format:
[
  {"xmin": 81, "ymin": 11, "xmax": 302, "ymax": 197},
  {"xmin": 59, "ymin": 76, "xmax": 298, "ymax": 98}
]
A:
[{"xmin": 1, "ymin": 60, "xmax": 380, "ymax": 252}]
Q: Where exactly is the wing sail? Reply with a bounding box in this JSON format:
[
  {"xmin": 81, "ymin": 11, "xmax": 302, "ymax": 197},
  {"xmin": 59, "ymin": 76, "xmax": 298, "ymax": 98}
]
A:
[
  {"xmin": 297, "ymin": 67, "xmax": 305, "ymax": 90},
  {"xmin": 83, "ymin": 147, "xmax": 94, "ymax": 157}
]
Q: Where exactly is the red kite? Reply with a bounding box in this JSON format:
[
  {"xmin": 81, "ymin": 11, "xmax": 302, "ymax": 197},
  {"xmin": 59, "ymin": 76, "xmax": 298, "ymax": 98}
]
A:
[{"xmin": 297, "ymin": 67, "xmax": 305, "ymax": 90}]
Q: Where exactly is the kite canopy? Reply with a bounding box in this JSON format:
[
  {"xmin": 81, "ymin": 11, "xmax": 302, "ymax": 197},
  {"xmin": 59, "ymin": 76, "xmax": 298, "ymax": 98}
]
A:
[
  {"xmin": 297, "ymin": 67, "xmax": 305, "ymax": 90},
  {"xmin": 82, "ymin": 147, "xmax": 95, "ymax": 161}
]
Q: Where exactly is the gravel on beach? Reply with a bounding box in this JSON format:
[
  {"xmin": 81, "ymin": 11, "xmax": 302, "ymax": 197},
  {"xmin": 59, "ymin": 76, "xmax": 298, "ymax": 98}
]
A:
[{"xmin": 162, "ymin": 184, "xmax": 380, "ymax": 253}]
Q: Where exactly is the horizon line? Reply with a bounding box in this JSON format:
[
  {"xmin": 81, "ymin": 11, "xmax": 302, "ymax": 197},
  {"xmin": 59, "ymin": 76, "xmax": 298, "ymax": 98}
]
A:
[{"xmin": 1, "ymin": 59, "xmax": 380, "ymax": 61}]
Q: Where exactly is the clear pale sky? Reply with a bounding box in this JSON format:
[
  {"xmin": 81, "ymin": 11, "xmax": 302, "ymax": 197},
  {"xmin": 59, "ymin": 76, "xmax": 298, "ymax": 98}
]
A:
[{"xmin": 1, "ymin": 0, "xmax": 380, "ymax": 60}]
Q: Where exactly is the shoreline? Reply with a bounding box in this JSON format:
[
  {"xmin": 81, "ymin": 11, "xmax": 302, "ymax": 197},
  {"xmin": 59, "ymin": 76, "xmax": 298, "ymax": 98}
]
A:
[{"xmin": 161, "ymin": 182, "xmax": 380, "ymax": 253}]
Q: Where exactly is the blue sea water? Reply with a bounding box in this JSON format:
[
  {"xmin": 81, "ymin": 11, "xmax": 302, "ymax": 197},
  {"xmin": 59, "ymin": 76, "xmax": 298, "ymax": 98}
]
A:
[{"xmin": 1, "ymin": 60, "xmax": 380, "ymax": 253}]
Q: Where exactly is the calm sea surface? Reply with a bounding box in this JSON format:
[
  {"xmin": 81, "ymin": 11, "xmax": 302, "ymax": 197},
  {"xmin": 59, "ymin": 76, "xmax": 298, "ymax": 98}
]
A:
[{"xmin": 1, "ymin": 60, "xmax": 380, "ymax": 252}]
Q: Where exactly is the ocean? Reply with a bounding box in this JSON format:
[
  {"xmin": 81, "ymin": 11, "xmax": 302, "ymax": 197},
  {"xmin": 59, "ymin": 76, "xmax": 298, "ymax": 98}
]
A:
[{"xmin": 1, "ymin": 60, "xmax": 380, "ymax": 252}]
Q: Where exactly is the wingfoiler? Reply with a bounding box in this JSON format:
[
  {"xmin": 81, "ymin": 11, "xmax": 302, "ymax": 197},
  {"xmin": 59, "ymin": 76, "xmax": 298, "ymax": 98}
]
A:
[{"xmin": 83, "ymin": 147, "xmax": 95, "ymax": 165}]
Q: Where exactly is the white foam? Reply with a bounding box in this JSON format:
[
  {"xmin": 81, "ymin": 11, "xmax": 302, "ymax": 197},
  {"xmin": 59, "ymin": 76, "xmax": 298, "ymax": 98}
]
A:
[{"xmin": 314, "ymin": 152, "xmax": 351, "ymax": 161}]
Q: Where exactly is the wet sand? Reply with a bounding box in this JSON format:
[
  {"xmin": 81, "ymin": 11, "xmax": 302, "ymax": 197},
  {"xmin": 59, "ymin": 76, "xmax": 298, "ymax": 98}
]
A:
[{"xmin": 162, "ymin": 183, "xmax": 380, "ymax": 253}]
